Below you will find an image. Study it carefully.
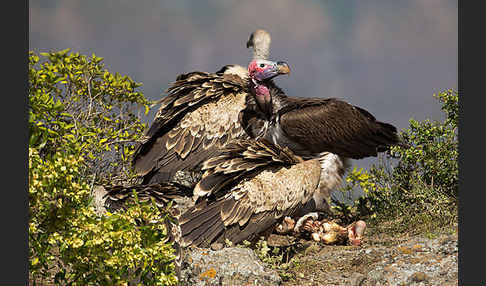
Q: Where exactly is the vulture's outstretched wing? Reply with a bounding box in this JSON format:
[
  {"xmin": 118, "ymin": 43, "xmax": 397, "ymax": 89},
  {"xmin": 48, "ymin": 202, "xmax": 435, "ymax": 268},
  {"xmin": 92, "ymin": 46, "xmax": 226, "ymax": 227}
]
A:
[
  {"xmin": 132, "ymin": 70, "xmax": 250, "ymax": 184},
  {"xmin": 179, "ymin": 139, "xmax": 322, "ymax": 248},
  {"xmin": 269, "ymin": 96, "xmax": 403, "ymax": 160}
]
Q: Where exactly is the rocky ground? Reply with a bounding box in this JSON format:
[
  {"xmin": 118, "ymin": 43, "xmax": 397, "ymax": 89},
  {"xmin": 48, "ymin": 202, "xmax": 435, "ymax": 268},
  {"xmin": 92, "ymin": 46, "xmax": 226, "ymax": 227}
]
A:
[
  {"xmin": 179, "ymin": 228, "xmax": 458, "ymax": 286},
  {"xmin": 93, "ymin": 185, "xmax": 459, "ymax": 285}
]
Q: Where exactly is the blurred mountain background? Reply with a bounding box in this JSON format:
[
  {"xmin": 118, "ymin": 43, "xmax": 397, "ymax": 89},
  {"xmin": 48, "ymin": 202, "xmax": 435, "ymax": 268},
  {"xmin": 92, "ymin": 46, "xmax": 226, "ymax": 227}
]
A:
[{"xmin": 29, "ymin": 0, "xmax": 458, "ymax": 202}]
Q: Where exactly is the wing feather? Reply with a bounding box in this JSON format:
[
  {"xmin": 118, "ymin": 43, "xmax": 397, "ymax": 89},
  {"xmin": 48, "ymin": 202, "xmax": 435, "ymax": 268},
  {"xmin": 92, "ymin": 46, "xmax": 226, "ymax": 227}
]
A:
[
  {"xmin": 131, "ymin": 71, "xmax": 250, "ymax": 184},
  {"xmin": 193, "ymin": 139, "xmax": 303, "ymax": 199},
  {"xmin": 180, "ymin": 145, "xmax": 322, "ymax": 248},
  {"xmin": 277, "ymin": 98, "xmax": 402, "ymax": 159},
  {"xmin": 104, "ymin": 182, "xmax": 192, "ymax": 210}
]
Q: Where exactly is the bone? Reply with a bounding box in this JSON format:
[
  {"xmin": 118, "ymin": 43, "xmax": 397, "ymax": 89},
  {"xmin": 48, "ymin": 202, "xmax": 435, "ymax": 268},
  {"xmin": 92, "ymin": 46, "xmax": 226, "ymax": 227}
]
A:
[
  {"xmin": 293, "ymin": 212, "xmax": 319, "ymax": 232},
  {"xmin": 347, "ymin": 220, "xmax": 367, "ymax": 246}
]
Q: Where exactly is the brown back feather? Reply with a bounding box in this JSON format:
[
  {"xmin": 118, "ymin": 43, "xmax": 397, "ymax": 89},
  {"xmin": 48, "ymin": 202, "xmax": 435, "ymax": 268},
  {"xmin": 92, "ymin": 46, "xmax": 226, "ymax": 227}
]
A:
[{"xmin": 193, "ymin": 139, "xmax": 303, "ymax": 199}]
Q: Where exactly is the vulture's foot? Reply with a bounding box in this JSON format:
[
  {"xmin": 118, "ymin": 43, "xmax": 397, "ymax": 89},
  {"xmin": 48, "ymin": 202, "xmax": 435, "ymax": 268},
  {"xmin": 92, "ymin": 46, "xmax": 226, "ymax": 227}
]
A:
[{"xmin": 275, "ymin": 216, "xmax": 296, "ymax": 234}]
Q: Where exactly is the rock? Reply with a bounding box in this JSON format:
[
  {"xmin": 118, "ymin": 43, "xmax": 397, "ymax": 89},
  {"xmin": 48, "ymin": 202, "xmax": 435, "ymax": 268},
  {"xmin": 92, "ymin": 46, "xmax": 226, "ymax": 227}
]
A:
[
  {"xmin": 179, "ymin": 247, "xmax": 282, "ymax": 286},
  {"xmin": 210, "ymin": 243, "xmax": 224, "ymax": 251},
  {"xmin": 285, "ymin": 232, "xmax": 457, "ymax": 286},
  {"xmin": 408, "ymin": 271, "xmax": 429, "ymax": 283},
  {"xmin": 366, "ymin": 267, "xmax": 386, "ymax": 285},
  {"xmin": 266, "ymin": 233, "xmax": 296, "ymax": 247},
  {"xmin": 345, "ymin": 272, "xmax": 366, "ymax": 286}
]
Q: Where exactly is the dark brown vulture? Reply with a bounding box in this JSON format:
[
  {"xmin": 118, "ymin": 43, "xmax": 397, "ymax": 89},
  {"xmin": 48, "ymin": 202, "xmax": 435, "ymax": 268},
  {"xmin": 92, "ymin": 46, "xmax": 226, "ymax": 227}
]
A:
[{"xmin": 240, "ymin": 30, "xmax": 405, "ymax": 215}]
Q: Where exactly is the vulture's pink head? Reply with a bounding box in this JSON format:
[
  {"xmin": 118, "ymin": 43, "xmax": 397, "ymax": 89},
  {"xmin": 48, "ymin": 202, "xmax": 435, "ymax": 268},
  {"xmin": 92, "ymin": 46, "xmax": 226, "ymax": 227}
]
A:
[
  {"xmin": 248, "ymin": 59, "xmax": 289, "ymax": 115},
  {"xmin": 248, "ymin": 59, "xmax": 290, "ymax": 82}
]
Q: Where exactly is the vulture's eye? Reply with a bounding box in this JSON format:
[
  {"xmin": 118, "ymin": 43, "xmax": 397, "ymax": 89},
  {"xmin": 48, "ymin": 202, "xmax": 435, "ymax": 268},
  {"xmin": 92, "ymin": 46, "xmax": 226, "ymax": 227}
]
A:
[{"xmin": 259, "ymin": 63, "xmax": 265, "ymax": 68}]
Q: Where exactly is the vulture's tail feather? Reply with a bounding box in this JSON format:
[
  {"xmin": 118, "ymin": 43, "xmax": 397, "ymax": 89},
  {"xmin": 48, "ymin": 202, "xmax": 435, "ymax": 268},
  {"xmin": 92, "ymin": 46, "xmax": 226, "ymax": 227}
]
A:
[
  {"xmin": 103, "ymin": 182, "xmax": 192, "ymax": 211},
  {"xmin": 179, "ymin": 199, "xmax": 226, "ymax": 248}
]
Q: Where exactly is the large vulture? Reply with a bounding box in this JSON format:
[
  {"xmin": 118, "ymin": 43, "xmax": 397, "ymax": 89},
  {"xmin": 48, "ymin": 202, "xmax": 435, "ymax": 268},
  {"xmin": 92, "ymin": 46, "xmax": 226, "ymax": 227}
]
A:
[
  {"xmin": 241, "ymin": 89, "xmax": 404, "ymax": 213},
  {"xmin": 105, "ymin": 56, "xmax": 291, "ymax": 209},
  {"xmin": 129, "ymin": 30, "xmax": 287, "ymax": 187},
  {"xmin": 104, "ymin": 31, "xmax": 297, "ymax": 270},
  {"xmin": 105, "ymin": 30, "xmax": 288, "ymax": 208}
]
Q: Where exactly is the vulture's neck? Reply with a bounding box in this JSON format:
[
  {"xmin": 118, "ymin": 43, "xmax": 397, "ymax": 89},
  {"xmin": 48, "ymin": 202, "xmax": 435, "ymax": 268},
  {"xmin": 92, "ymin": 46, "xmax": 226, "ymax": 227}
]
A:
[
  {"xmin": 249, "ymin": 80, "xmax": 272, "ymax": 118},
  {"xmin": 247, "ymin": 79, "xmax": 289, "ymax": 119}
]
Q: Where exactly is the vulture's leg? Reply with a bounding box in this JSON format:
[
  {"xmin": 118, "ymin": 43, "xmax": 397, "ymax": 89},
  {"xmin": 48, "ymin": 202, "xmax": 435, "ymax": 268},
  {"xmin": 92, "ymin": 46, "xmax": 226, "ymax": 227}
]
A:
[
  {"xmin": 275, "ymin": 216, "xmax": 296, "ymax": 234},
  {"xmin": 274, "ymin": 212, "xmax": 320, "ymax": 235}
]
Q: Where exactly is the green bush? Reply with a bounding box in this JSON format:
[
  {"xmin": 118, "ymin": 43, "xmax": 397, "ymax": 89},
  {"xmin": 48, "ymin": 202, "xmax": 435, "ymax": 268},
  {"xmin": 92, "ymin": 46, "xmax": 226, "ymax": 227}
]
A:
[
  {"xmin": 29, "ymin": 50, "xmax": 177, "ymax": 285},
  {"xmin": 335, "ymin": 89, "xmax": 458, "ymax": 233},
  {"xmin": 29, "ymin": 49, "xmax": 150, "ymax": 185}
]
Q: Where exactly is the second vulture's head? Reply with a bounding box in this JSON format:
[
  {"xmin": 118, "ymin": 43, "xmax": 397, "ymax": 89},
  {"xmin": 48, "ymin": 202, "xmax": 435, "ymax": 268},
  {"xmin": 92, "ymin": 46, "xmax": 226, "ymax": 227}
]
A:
[{"xmin": 247, "ymin": 29, "xmax": 272, "ymax": 60}]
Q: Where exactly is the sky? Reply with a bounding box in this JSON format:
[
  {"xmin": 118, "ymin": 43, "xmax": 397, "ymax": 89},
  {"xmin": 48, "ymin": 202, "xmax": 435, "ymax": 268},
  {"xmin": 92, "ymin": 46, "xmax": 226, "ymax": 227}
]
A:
[{"xmin": 29, "ymin": 0, "xmax": 458, "ymax": 192}]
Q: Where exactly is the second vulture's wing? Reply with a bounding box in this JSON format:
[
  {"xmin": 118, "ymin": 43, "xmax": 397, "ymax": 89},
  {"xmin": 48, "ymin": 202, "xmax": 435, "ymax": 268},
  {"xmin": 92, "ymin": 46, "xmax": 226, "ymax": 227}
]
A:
[{"xmin": 179, "ymin": 139, "xmax": 322, "ymax": 248}]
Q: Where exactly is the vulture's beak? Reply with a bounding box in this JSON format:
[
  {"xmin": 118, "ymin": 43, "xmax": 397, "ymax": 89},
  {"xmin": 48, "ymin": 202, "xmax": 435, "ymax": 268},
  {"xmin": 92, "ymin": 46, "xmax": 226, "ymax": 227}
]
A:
[
  {"xmin": 252, "ymin": 60, "xmax": 291, "ymax": 81},
  {"xmin": 276, "ymin": 61, "xmax": 290, "ymax": 75}
]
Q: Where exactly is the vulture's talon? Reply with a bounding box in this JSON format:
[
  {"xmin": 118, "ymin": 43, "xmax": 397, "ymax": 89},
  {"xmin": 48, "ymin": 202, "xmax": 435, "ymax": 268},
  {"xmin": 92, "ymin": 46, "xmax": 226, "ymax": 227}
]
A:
[
  {"xmin": 302, "ymin": 220, "xmax": 316, "ymax": 232},
  {"xmin": 275, "ymin": 216, "xmax": 295, "ymax": 234}
]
